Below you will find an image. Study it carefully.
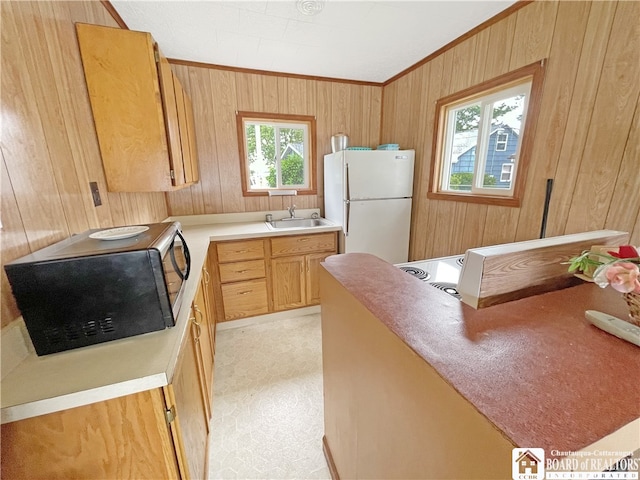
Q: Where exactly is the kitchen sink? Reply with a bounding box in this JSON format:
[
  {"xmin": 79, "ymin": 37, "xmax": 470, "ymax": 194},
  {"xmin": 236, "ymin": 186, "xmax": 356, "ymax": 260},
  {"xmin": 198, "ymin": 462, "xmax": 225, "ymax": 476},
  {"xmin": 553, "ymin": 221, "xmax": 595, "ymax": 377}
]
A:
[{"xmin": 266, "ymin": 217, "xmax": 332, "ymax": 229}]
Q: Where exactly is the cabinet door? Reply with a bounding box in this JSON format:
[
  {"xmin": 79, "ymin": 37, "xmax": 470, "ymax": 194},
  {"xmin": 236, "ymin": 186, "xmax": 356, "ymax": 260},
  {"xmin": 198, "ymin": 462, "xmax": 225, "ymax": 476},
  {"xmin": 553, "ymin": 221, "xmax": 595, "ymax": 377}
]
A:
[
  {"xmin": 193, "ymin": 277, "xmax": 214, "ymax": 418},
  {"xmin": 166, "ymin": 328, "xmax": 209, "ymax": 480},
  {"xmin": 156, "ymin": 49, "xmax": 185, "ymax": 186},
  {"xmin": 272, "ymin": 255, "xmax": 306, "ymax": 311},
  {"xmin": 201, "ymin": 264, "xmax": 217, "ymax": 353},
  {"xmin": 1, "ymin": 389, "xmax": 180, "ymax": 479},
  {"xmin": 173, "ymin": 74, "xmax": 192, "ymax": 185},
  {"xmin": 306, "ymin": 252, "xmax": 333, "ymax": 305},
  {"xmin": 76, "ymin": 23, "xmax": 173, "ymax": 192}
]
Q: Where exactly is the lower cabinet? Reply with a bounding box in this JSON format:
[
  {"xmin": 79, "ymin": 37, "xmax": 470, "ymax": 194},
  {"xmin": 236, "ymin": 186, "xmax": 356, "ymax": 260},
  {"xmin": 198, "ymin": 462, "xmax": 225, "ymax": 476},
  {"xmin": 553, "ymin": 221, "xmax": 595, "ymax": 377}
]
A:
[
  {"xmin": 0, "ymin": 268, "xmax": 216, "ymax": 480},
  {"xmin": 270, "ymin": 234, "xmax": 338, "ymax": 312},
  {"xmin": 1, "ymin": 389, "xmax": 181, "ymax": 480},
  {"xmin": 271, "ymin": 252, "xmax": 333, "ymax": 311},
  {"xmin": 211, "ymin": 232, "xmax": 338, "ymax": 322}
]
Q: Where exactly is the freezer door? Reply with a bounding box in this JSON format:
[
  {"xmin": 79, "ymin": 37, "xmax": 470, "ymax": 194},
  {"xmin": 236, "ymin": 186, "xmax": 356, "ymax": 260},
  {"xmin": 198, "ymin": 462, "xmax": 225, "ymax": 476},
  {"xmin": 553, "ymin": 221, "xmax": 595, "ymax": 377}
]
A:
[
  {"xmin": 346, "ymin": 150, "xmax": 414, "ymax": 200},
  {"xmin": 344, "ymin": 197, "xmax": 412, "ymax": 264}
]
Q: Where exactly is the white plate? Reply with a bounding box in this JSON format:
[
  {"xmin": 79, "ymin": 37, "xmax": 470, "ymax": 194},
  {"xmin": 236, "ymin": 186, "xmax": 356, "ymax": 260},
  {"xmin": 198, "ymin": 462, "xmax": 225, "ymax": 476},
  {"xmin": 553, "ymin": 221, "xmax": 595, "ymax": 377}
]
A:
[{"xmin": 89, "ymin": 226, "xmax": 149, "ymax": 241}]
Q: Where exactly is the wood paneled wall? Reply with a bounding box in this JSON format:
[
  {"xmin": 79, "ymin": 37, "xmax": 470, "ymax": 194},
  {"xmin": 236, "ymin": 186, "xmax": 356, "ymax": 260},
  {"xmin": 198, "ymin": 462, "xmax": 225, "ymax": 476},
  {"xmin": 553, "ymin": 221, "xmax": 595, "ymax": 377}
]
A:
[
  {"xmin": 164, "ymin": 66, "xmax": 382, "ymax": 215},
  {"xmin": 1, "ymin": 1, "xmax": 168, "ymax": 327},
  {"xmin": 381, "ymin": 0, "xmax": 640, "ymax": 260}
]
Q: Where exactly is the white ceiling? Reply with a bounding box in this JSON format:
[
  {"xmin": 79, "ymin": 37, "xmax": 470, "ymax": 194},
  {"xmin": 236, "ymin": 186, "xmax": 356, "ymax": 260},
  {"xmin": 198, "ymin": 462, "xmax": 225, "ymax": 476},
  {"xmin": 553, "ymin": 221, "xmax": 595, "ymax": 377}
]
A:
[{"xmin": 111, "ymin": 0, "xmax": 518, "ymax": 83}]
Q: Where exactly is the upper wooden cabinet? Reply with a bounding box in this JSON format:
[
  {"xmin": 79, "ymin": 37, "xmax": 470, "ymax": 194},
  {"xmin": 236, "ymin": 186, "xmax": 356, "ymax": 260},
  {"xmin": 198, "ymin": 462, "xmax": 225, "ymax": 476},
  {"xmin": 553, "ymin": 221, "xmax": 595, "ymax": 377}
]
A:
[{"xmin": 76, "ymin": 23, "xmax": 199, "ymax": 192}]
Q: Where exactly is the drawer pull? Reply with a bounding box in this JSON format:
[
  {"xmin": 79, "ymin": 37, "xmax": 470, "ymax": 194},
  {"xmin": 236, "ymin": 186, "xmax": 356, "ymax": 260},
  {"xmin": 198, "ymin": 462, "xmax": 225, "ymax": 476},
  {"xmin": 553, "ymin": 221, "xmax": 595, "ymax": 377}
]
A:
[
  {"xmin": 239, "ymin": 290, "xmax": 252, "ymax": 295},
  {"xmin": 237, "ymin": 270, "xmax": 248, "ymax": 274},
  {"xmin": 236, "ymin": 249, "xmax": 248, "ymax": 253},
  {"xmin": 298, "ymin": 238, "xmax": 309, "ymax": 242}
]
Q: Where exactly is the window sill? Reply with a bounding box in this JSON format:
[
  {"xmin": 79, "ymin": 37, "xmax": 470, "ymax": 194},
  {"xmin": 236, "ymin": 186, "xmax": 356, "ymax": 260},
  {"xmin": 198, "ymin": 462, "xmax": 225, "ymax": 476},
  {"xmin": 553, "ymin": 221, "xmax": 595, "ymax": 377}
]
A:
[
  {"xmin": 244, "ymin": 188, "xmax": 317, "ymax": 197},
  {"xmin": 427, "ymin": 191, "xmax": 521, "ymax": 207}
]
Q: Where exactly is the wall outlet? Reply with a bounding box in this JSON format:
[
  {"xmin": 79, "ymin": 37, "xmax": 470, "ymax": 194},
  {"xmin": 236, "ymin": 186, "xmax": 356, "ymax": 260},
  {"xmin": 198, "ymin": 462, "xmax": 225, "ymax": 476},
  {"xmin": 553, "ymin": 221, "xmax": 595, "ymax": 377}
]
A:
[{"xmin": 89, "ymin": 182, "xmax": 102, "ymax": 207}]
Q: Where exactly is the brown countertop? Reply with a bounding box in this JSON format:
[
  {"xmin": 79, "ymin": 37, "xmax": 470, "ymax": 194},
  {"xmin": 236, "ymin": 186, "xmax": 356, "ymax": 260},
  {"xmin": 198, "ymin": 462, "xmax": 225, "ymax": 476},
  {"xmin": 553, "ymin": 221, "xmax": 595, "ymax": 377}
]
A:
[{"xmin": 322, "ymin": 253, "xmax": 640, "ymax": 457}]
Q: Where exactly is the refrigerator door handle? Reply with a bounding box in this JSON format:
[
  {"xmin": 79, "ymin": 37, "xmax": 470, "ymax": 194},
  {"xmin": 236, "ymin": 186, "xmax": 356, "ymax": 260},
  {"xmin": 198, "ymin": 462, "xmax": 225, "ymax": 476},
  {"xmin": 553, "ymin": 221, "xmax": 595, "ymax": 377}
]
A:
[{"xmin": 344, "ymin": 199, "xmax": 350, "ymax": 236}]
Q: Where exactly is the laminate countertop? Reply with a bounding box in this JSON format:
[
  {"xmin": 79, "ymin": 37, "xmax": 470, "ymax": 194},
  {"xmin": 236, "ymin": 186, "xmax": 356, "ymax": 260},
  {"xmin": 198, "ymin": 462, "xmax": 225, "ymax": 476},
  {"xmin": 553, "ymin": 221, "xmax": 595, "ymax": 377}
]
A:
[
  {"xmin": 322, "ymin": 253, "xmax": 640, "ymax": 459},
  {"xmin": 0, "ymin": 211, "xmax": 340, "ymax": 424}
]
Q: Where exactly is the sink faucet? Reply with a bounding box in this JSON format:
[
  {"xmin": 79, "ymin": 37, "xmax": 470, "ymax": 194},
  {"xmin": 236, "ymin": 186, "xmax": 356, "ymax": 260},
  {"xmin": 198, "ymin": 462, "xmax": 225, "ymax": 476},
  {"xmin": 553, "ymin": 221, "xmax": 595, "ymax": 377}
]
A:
[{"xmin": 287, "ymin": 204, "xmax": 297, "ymax": 218}]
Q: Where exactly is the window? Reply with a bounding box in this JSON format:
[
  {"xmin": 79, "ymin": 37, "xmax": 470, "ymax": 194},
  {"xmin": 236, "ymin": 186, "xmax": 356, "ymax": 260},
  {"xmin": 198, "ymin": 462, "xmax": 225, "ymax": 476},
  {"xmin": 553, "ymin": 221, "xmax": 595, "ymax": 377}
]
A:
[
  {"xmin": 236, "ymin": 112, "xmax": 317, "ymax": 196},
  {"xmin": 429, "ymin": 61, "xmax": 545, "ymax": 207},
  {"xmin": 500, "ymin": 163, "xmax": 514, "ymax": 182},
  {"xmin": 495, "ymin": 132, "xmax": 508, "ymax": 151}
]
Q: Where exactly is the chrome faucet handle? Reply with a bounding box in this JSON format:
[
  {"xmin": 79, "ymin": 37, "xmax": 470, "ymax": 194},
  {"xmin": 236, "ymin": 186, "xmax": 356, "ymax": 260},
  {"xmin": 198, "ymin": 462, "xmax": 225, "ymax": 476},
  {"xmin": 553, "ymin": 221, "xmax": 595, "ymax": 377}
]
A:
[{"xmin": 288, "ymin": 204, "xmax": 297, "ymax": 218}]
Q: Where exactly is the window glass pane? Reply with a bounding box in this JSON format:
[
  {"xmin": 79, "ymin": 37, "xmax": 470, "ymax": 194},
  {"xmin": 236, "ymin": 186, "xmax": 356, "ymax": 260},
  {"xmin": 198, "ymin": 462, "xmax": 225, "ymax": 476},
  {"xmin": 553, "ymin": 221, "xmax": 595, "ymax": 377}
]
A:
[
  {"xmin": 447, "ymin": 104, "xmax": 480, "ymax": 191},
  {"xmin": 278, "ymin": 127, "xmax": 305, "ymax": 186},
  {"xmin": 479, "ymin": 95, "xmax": 526, "ymax": 190},
  {"xmin": 247, "ymin": 123, "xmax": 278, "ymax": 188}
]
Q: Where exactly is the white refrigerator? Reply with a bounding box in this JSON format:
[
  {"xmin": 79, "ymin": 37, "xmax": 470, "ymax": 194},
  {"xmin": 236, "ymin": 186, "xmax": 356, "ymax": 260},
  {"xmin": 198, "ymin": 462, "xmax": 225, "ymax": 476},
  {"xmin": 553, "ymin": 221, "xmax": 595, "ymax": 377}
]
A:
[{"xmin": 324, "ymin": 149, "xmax": 415, "ymax": 264}]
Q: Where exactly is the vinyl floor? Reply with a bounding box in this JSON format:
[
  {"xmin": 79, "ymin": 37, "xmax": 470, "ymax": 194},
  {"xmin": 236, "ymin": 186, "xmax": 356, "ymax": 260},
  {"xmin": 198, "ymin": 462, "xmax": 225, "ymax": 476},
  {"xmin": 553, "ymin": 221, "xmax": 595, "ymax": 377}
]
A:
[{"xmin": 207, "ymin": 313, "xmax": 330, "ymax": 479}]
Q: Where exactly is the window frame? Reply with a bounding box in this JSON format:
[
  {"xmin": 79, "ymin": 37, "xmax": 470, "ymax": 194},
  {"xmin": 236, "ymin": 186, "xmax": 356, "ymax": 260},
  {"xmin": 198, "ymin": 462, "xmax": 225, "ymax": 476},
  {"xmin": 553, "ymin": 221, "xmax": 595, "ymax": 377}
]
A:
[
  {"xmin": 236, "ymin": 111, "xmax": 317, "ymax": 196},
  {"xmin": 428, "ymin": 60, "xmax": 546, "ymax": 207}
]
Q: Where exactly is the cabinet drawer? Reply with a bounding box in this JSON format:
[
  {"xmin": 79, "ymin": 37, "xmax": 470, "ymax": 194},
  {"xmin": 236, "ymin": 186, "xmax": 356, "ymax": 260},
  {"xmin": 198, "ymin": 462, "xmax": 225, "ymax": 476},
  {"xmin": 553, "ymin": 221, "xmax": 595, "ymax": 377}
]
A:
[
  {"xmin": 221, "ymin": 279, "xmax": 269, "ymax": 321},
  {"xmin": 271, "ymin": 233, "xmax": 337, "ymax": 257},
  {"xmin": 216, "ymin": 240, "xmax": 265, "ymax": 263},
  {"xmin": 218, "ymin": 260, "xmax": 265, "ymax": 283}
]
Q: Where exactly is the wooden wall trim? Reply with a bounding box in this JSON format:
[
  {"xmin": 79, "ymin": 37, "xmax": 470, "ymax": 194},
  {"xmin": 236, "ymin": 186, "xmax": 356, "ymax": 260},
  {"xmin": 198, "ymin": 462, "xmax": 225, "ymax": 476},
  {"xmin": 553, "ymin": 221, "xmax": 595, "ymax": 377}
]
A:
[
  {"xmin": 100, "ymin": 1, "xmax": 128, "ymax": 29},
  {"xmin": 383, "ymin": 0, "xmax": 535, "ymax": 86},
  {"xmin": 167, "ymin": 58, "xmax": 382, "ymax": 87}
]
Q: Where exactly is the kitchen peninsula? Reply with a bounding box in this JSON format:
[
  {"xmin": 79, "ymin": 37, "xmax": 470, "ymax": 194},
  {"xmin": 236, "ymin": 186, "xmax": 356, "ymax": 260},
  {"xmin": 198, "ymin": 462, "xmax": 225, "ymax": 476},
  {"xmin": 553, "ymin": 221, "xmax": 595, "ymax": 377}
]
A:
[{"xmin": 320, "ymin": 253, "xmax": 640, "ymax": 479}]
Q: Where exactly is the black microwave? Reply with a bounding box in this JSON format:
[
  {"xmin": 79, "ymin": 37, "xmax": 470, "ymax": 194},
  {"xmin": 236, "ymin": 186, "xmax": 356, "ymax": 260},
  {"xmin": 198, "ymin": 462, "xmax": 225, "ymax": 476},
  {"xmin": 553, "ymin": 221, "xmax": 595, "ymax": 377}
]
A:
[{"xmin": 4, "ymin": 222, "xmax": 190, "ymax": 356}]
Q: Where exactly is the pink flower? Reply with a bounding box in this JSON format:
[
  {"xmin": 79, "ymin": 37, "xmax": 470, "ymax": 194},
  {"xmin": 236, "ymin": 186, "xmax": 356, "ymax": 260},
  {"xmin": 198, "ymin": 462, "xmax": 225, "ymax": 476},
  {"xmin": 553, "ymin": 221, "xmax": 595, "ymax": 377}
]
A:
[{"xmin": 595, "ymin": 262, "xmax": 640, "ymax": 294}]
